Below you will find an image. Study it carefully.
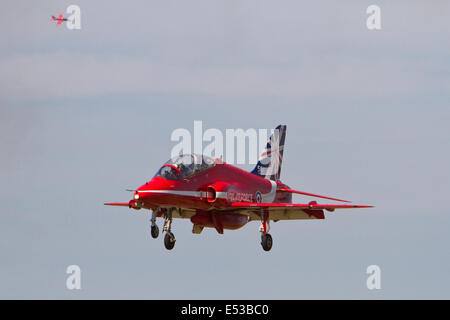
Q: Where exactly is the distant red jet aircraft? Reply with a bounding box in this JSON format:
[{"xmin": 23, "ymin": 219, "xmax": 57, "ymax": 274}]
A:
[
  {"xmin": 50, "ymin": 14, "xmax": 69, "ymax": 25},
  {"xmin": 105, "ymin": 125, "xmax": 372, "ymax": 251}
]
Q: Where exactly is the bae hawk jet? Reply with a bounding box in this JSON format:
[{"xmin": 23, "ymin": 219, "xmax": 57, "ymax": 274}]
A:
[
  {"xmin": 105, "ymin": 125, "xmax": 372, "ymax": 251},
  {"xmin": 50, "ymin": 14, "xmax": 69, "ymax": 25}
]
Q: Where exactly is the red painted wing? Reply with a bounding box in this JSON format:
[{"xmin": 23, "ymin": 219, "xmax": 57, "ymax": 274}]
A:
[
  {"xmin": 279, "ymin": 188, "xmax": 350, "ymax": 203},
  {"xmin": 104, "ymin": 202, "xmax": 130, "ymax": 207},
  {"xmin": 231, "ymin": 202, "xmax": 372, "ymax": 210},
  {"xmin": 231, "ymin": 202, "xmax": 373, "ymax": 221}
]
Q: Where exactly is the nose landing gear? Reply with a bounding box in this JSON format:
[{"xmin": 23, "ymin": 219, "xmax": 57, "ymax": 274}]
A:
[
  {"xmin": 163, "ymin": 208, "xmax": 176, "ymax": 250},
  {"xmin": 164, "ymin": 232, "xmax": 176, "ymax": 250},
  {"xmin": 149, "ymin": 208, "xmax": 176, "ymax": 250}
]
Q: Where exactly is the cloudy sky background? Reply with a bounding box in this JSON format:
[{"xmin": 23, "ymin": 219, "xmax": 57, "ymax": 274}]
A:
[{"xmin": 1, "ymin": 1, "xmax": 449, "ymax": 298}]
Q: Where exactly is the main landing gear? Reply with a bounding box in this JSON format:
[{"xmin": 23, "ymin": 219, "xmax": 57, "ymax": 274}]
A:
[
  {"xmin": 259, "ymin": 210, "xmax": 273, "ymax": 251},
  {"xmin": 261, "ymin": 233, "xmax": 273, "ymax": 251},
  {"xmin": 149, "ymin": 208, "xmax": 176, "ymax": 250}
]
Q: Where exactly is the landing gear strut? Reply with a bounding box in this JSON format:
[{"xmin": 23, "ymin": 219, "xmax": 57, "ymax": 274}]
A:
[
  {"xmin": 259, "ymin": 209, "xmax": 273, "ymax": 251},
  {"xmin": 163, "ymin": 208, "xmax": 176, "ymax": 250}
]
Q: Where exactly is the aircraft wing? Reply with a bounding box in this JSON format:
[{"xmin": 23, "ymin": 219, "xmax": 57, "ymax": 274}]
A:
[
  {"xmin": 278, "ymin": 188, "xmax": 350, "ymax": 202},
  {"xmin": 104, "ymin": 202, "xmax": 197, "ymax": 219},
  {"xmin": 104, "ymin": 202, "xmax": 130, "ymax": 207},
  {"xmin": 230, "ymin": 202, "xmax": 373, "ymax": 221}
]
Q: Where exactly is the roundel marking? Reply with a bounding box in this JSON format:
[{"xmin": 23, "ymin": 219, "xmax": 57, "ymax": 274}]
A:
[{"xmin": 255, "ymin": 191, "xmax": 262, "ymax": 203}]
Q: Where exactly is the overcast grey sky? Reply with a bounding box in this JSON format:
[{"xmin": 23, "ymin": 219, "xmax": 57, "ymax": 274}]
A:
[{"xmin": 1, "ymin": 1, "xmax": 449, "ymax": 299}]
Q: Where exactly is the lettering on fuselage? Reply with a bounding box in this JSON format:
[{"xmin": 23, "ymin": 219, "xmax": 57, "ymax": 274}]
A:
[{"xmin": 227, "ymin": 191, "xmax": 253, "ymax": 202}]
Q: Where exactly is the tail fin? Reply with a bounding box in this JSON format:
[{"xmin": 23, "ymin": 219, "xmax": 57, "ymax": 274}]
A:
[{"xmin": 251, "ymin": 125, "xmax": 287, "ymax": 181}]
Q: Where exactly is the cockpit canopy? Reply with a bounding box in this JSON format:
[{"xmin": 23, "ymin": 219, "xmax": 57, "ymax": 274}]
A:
[{"xmin": 154, "ymin": 154, "xmax": 216, "ymax": 180}]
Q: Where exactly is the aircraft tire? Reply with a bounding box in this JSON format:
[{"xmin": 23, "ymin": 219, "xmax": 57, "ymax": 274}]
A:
[
  {"xmin": 164, "ymin": 232, "xmax": 176, "ymax": 250},
  {"xmin": 151, "ymin": 225, "xmax": 159, "ymax": 239},
  {"xmin": 261, "ymin": 233, "xmax": 273, "ymax": 251}
]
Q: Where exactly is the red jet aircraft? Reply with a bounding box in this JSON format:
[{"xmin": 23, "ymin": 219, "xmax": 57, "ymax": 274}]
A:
[
  {"xmin": 105, "ymin": 125, "xmax": 372, "ymax": 251},
  {"xmin": 50, "ymin": 14, "xmax": 69, "ymax": 25}
]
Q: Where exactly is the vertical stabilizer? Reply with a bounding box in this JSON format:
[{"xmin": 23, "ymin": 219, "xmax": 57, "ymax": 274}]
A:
[{"xmin": 251, "ymin": 125, "xmax": 286, "ymax": 181}]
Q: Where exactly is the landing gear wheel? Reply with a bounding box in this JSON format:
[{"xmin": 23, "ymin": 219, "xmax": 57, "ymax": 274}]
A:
[
  {"xmin": 261, "ymin": 233, "xmax": 273, "ymax": 251},
  {"xmin": 150, "ymin": 225, "xmax": 159, "ymax": 239},
  {"xmin": 164, "ymin": 232, "xmax": 176, "ymax": 250}
]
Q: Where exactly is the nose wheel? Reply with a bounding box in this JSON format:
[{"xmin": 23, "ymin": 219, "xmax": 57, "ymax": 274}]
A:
[
  {"xmin": 164, "ymin": 232, "xmax": 176, "ymax": 250},
  {"xmin": 162, "ymin": 208, "xmax": 176, "ymax": 250}
]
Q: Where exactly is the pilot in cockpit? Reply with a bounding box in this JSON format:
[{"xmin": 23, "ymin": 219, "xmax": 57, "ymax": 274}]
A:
[{"xmin": 176, "ymin": 163, "xmax": 185, "ymax": 176}]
